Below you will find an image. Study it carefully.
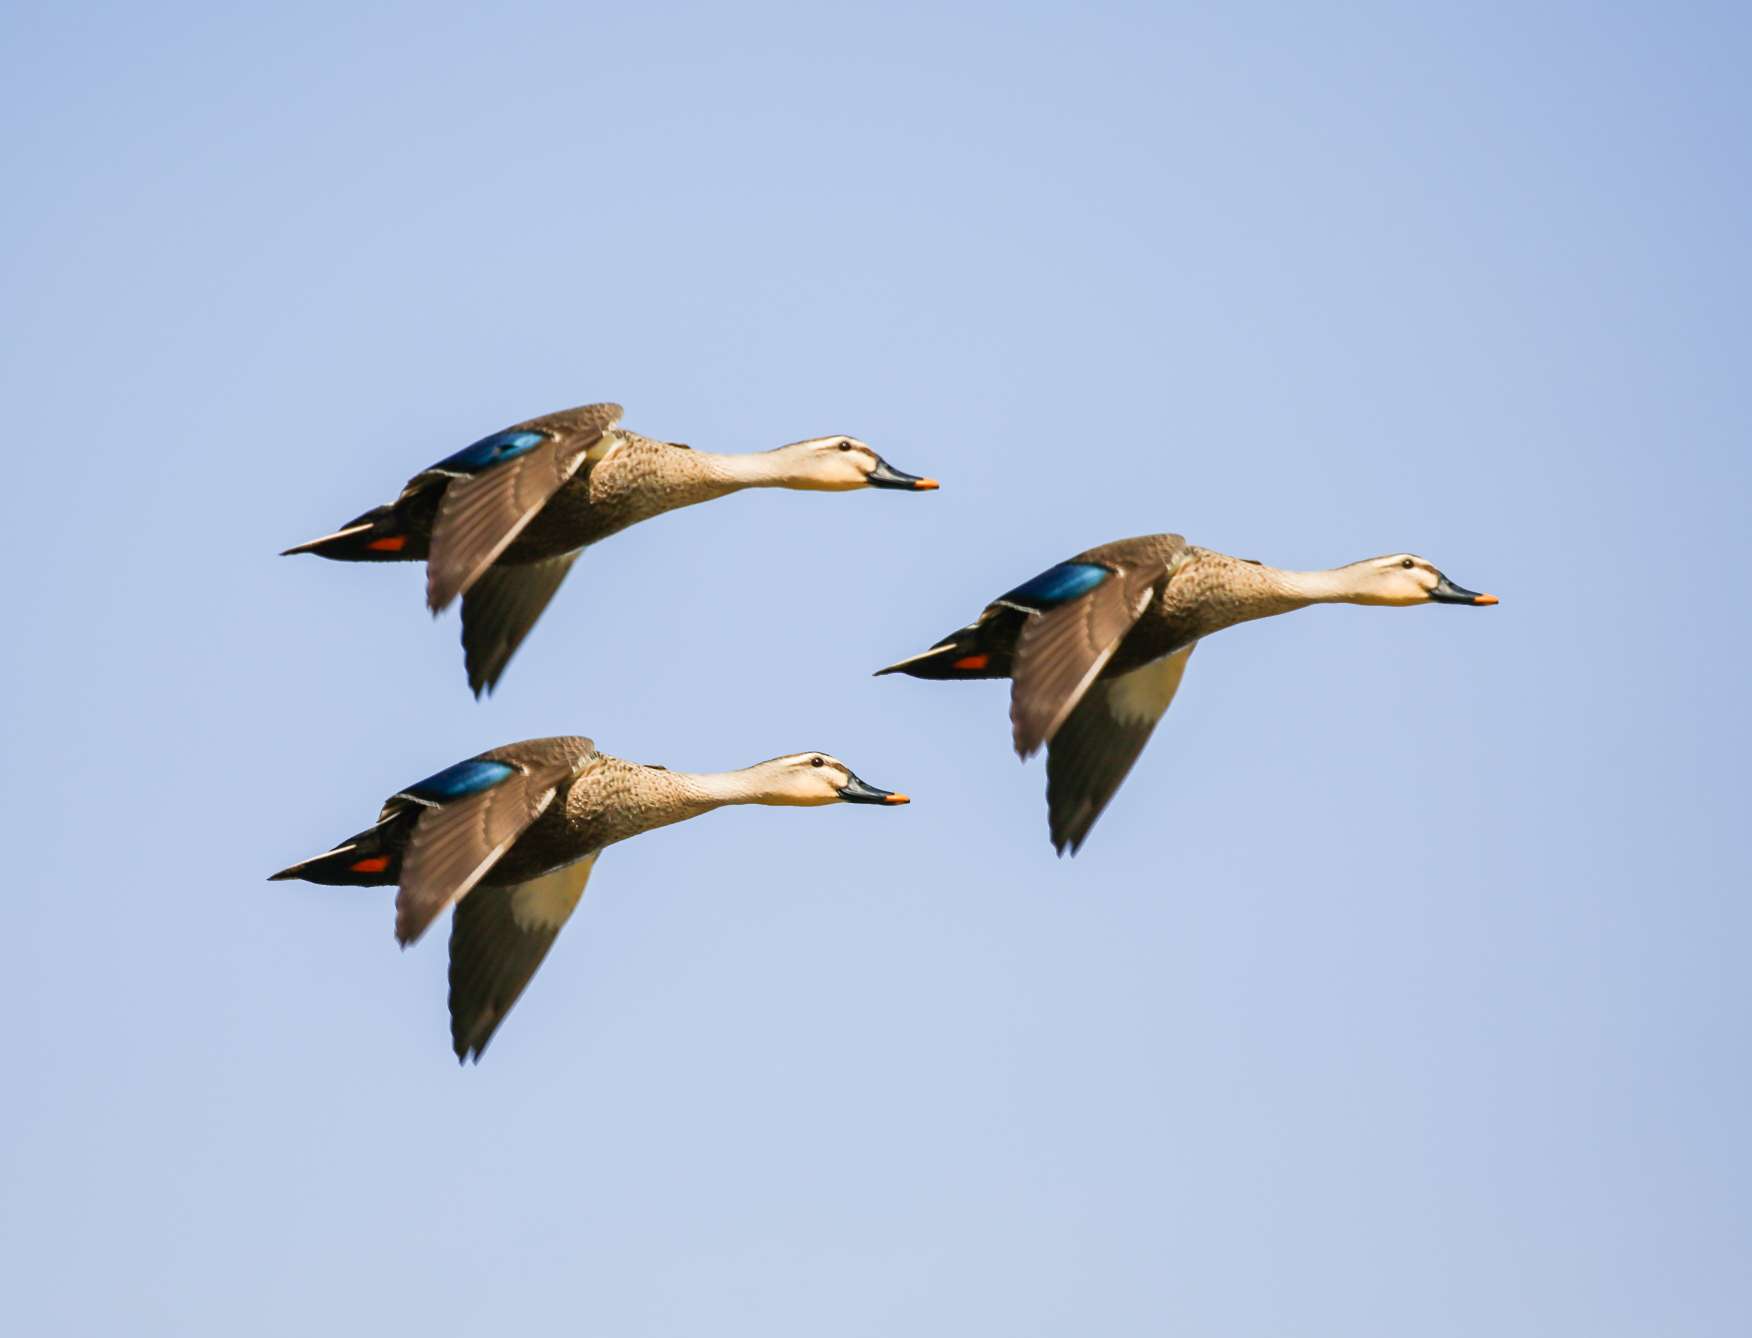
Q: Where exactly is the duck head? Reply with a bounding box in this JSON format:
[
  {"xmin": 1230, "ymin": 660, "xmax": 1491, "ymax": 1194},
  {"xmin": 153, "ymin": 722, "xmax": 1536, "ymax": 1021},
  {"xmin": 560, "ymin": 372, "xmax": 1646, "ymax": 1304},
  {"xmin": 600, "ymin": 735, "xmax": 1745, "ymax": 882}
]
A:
[
  {"xmin": 745, "ymin": 752, "xmax": 911, "ymax": 807},
  {"xmin": 764, "ymin": 437, "xmax": 939, "ymax": 492},
  {"xmin": 1345, "ymin": 554, "xmax": 1500, "ymax": 607}
]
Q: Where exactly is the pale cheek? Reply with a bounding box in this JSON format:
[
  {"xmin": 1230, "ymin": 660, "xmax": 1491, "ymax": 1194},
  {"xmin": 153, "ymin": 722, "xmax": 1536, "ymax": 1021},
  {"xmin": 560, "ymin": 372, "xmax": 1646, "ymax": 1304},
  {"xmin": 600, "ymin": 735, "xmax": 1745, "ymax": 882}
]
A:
[
  {"xmin": 790, "ymin": 777, "xmax": 843, "ymax": 805},
  {"xmin": 799, "ymin": 459, "xmax": 866, "ymax": 491}
]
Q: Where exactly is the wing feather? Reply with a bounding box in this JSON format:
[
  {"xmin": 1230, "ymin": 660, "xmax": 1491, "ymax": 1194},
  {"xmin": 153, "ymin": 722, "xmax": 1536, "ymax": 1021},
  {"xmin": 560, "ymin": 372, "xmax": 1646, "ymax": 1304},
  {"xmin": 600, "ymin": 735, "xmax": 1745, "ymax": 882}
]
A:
[
  {"xmin": 447, "ymin": 854, "xmax": 600, "ymax": 1062},
  {"xmin": 425, "ymin": 441, "xmax": 572, "ymax": 611},
  {"xmin": 1009, "ymin": 569, "xmax": 1156, "ymax": 758},
  {"xmin": 459, "ymin": 553, "xmax": 581, "ymax": 697},
  {"xmin": 394, "ymin": 760, "xmax": 577, "ymax": 946},
  {"xmin": 424, "ymin": 403, "xmax": 622, "ymax": 611},
  {"xmin": 1044, "ymin": 646, "xmax": 1195, "ymax": 854}
]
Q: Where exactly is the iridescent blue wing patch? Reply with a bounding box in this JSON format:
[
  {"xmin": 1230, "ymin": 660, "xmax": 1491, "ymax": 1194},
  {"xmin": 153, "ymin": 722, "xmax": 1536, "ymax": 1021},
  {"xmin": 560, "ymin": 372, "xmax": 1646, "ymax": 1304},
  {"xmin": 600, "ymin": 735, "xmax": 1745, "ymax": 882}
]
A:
[
  {"xmin": 399, "ymin": 758, "xmax": 518, "ymax": 805},
  {"xmin": 1000, "ymin": 561, "xmax": 1112, "ymax": 611},
  {"xmin": 431, "ymin": 430, "xmax": 549, "ymax": 476}
]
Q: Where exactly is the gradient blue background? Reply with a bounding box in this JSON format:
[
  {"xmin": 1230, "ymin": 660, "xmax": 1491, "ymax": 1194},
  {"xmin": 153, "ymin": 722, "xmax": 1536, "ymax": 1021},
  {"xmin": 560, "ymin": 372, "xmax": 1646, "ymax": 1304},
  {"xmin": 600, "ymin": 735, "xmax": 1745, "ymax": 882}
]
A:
[{"xmin": 4, "ymin": 3, "xmax": 1747, "ymax": 1333}]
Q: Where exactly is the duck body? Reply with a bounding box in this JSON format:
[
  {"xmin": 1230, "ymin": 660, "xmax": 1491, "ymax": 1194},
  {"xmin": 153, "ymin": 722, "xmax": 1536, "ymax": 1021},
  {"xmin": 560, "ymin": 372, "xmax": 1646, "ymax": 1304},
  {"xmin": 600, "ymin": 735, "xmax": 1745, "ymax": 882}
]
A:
[
  {"xmin": 271, "ymin": 736, "xmax": 907, "ymax": 1061},
  {"xmin": 880, "ymin": 532, "xmax": 1497, "ymax": 855},
  {"xmin": 881, "ymin": 535, "xmax": 1293, "ymax": 683},
  {"xmin": 302, "ymin": 427, "xmax": 752, "ymax": 567},
  {"xmin": 890, "ymin": 534, "xmax": 1223, "ymax": 679},
  {"xmin": 272, "ymin": 737, "xmax": 710, "ymax": 892},
  {"xmin": 284, "ymin": 402, "xmax": 937, "ymax": 695}
]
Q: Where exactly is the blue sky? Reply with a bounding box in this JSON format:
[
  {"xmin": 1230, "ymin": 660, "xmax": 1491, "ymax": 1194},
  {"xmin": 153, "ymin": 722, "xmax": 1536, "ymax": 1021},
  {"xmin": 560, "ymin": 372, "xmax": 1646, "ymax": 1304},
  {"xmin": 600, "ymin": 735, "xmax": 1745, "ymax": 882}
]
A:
[{"xmin": 3, "ymin": 2, "xmax": 1748, "ymax": 1333}]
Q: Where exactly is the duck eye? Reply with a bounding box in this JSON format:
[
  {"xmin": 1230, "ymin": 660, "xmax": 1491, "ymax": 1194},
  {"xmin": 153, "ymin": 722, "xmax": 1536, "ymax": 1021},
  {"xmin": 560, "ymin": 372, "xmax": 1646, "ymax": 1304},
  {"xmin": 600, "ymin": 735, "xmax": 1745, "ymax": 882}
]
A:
[
  {"xmin": 838, "ymin": 441, "xmax": 852, "ymax": 451},
  {"xmin": 810, "ymin": 756, "xmax": 824, "ymax": 767},
  {"xmin": 1401, "ymin": 558, "xmax": 1414, "ymax": 569}
]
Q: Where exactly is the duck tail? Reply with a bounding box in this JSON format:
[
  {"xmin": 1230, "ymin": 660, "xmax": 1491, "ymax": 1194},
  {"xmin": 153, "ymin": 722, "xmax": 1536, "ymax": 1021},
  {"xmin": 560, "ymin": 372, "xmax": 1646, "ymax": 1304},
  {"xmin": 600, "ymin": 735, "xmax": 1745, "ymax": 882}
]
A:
[
  {"xmin": 874, "ymin": 617, "xmax": 1014, "ymax": 680},
  {"xmin": 281, "ymin": 504, "xmax": 419, "ymax": 562},
  {"xmin": 269, "ymin": 815, "xmax": 407, "ymax": 886}
]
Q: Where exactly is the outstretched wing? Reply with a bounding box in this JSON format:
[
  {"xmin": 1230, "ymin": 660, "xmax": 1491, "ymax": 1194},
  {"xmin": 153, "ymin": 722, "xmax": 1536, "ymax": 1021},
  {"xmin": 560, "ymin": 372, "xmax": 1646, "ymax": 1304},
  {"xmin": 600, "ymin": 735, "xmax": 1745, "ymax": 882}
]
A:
[
  {"xmin": 1009, "ymin": 564, "xmax": 1159, "ymax": 758},
  {"xmin": 1044, "ymin": 645, "xmax": 1195, "ymax": 855},
  {"xmin": 459, "ymin": 553, "xmax": 581, "ymax": 698},
  {"xmin": 423, "ymin": 403, "xmax": 623, "ymax": 612},
  {"xmin": 447, "ymin": 853, "xmax": 600, "ymax": 1063},
  {"xmin": 392, "ymin": 757, "xmax": 581, "ymax": 946}
]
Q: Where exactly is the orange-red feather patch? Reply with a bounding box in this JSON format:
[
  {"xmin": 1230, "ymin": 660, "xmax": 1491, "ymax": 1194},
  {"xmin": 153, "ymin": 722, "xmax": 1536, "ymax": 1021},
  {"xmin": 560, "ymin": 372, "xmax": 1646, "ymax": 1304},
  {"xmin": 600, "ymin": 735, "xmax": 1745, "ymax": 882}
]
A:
[
  {"xmin": 953, "ymin": 654, "xmax": 990, "ymax": 671},
  {"xmin": 367, "ymin": 536, "xmax": 407, "ymax": 553},
  {"xmin": 350, "ymin": 855, "xmax": 390, "ymax": 873}
]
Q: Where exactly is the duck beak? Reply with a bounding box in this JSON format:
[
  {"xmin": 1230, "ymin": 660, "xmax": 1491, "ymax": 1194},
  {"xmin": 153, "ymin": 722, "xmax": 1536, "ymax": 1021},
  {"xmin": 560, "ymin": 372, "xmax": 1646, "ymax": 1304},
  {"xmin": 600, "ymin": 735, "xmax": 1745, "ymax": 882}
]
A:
[
  {"xmin": 866, "ymin": 455, "xmax": 939, "ymax": 491},
  {"xmin": 1429, "ymin": 573, "xmax": 1499, "ymax": 606},
  {"xmin": 838, "ymin": 771, "xmax": 910, "ymax": 804}
]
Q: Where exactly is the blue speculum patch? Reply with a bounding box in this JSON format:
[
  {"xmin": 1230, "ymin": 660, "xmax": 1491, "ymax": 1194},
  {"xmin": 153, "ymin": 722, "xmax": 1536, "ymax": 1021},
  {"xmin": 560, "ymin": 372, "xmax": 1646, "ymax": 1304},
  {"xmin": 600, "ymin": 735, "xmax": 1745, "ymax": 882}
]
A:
[
  {"xmin": 402, "ymin": 758, "xmax": 516, "ymax": 803},
  {"xmin": 1002, "ymin": 561, "xmax": 1111, "ymax": 609},
  {"xmin": 433, "ymin": 430, "xmax": 547, "ymax": 474}
]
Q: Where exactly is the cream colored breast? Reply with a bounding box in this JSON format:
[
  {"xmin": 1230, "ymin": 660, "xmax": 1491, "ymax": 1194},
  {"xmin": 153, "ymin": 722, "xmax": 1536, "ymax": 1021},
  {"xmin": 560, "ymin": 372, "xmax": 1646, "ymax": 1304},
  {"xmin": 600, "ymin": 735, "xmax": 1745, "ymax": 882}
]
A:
[
  {"xmin": 510, "ymin": 853, "xmax": 599, "ymax": 931},
  {"xmin": 1107, "ymin": 646, "xmax": 1195, "ymax": 724}
]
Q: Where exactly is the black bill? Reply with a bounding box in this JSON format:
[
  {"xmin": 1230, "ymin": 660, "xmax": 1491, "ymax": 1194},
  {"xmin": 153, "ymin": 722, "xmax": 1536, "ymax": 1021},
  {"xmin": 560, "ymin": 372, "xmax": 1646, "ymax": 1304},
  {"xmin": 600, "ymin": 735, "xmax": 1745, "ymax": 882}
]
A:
[
  {"xmin": 866, "ymin": 455, "xmax": 939, "ymax": 491},
  {"xmin": 838, "ymin": 772, "xmax": 911, "ymax": 804},
  {"xmin": 1429, "ymin": 573, "xmax": 1499, "ymax": 605}
]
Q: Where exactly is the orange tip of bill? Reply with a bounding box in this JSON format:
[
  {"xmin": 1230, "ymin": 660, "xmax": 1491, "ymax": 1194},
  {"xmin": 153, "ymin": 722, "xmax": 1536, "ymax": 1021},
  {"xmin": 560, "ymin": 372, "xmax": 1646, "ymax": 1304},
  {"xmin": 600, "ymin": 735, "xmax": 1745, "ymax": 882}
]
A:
[
  {"xmin": 883, "ymin": 793, "xmax": 911, "ymax": 805},
  {"xmin": 912, "ymin": 479, "xmax": 940, "ymax": 491},
  {"xmin": 1473, "ymin": 593, "xmax": 1499, "ymax": 606}
]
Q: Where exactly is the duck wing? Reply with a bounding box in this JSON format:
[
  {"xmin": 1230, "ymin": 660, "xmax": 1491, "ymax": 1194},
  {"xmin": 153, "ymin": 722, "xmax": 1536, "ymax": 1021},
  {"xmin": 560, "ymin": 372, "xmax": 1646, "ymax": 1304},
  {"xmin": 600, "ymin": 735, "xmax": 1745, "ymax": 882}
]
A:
[
  {"xmin": 447, "ymin": 853, "xmax": 600, "ymax": 1063},
  {"xmin": 422, "ymin": 402, "xmax": 623, "ymax": 612},
  {"xmin": 391, "ymin": 745, "xmax": 591, "ymax": 946},
  {"xmin": 1044, "ymin": 645, "xmax": 1195, "ymax": 855},
  {"xmin": 459, "ymin": 553, "xmax": 580, "ymax": 698},
  {"xmin": 1008, "ymin": 561, "xmax": 1162, "ymax": 758}
]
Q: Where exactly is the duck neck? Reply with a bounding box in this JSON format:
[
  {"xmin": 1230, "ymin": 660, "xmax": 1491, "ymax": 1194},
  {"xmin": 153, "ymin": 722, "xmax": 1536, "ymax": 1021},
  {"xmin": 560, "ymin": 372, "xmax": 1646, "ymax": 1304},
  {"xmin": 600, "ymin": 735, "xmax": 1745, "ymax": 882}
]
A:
[
  {"xmin": 698, "ymin": 449, "xmax": 798, "ymax": 492},
  {"xmin": 671, "ymin": 767, "xmax": 770, "ymax": 811},
  {"xmin": 1264, "ymin": 564, "xmax": 1365, "ymax": 606}
]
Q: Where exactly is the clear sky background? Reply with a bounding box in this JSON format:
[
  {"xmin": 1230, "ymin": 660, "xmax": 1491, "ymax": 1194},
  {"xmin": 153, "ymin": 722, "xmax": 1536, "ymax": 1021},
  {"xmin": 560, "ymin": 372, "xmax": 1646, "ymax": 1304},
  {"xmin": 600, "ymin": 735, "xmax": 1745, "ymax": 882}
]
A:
[{"xmin": 3, "ymin": 2, "xmax": 1747, "ymax": 1334}]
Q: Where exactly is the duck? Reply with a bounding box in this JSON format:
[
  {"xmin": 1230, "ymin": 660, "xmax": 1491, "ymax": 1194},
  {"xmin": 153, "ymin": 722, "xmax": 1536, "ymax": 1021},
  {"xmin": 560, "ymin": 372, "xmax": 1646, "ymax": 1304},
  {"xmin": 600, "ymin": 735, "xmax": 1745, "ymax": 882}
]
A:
[
  {"xmin": 271, "ymin": 736, "xmax": 910, "ymax": 1061},
  {"xmin": 877, "ymin": 534, "xmax": 1497, "ymax": 855},
  {"xmin": 283, "ymin": 403, "xmax": 939, "ymax": 695}
]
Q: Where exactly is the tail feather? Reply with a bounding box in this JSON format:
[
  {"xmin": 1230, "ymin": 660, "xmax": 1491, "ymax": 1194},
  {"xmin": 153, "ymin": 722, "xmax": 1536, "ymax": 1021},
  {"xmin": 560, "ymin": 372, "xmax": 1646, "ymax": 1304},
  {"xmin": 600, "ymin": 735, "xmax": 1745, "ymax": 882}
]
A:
[
  {"xmin": 281, "ymin": 504, "xmax": 419, "ymax": 562},
  {"xmin": 875, "ymin": 612, "xmax": 1020, "ymax": 680},
  {"xmin": 270, "ymin": 814, "xmax": 410, "ymax": 885}
]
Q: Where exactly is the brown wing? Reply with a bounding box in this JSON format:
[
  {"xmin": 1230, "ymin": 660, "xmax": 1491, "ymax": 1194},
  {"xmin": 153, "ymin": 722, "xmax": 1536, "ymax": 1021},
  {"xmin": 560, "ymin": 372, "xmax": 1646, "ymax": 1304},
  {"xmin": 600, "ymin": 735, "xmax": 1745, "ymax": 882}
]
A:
[
  {"xmin": 394, "ymin": 760, "xmax": 577, "ymax": 946},
  {"xmin": 459, "ymin": 553, "xmax": 580, "ymax": 698},
  {"xmin": 1044, "ymin": 645, "xmax": 1195, "ymax": 855},
  {"xmin": 447, "ymin": 853, "xmax": 599, "ymax": 1063},
  {"xmin": 424, "ymin": 440, "xmax": 584, "ymax": 612},
  {"xmin": 1009, "ymin": 568, "xmax": 1158, "ymax": 758},
  {"xmin": 423, "ymin": 403, "xmax": 623, "ymax": 612}
]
